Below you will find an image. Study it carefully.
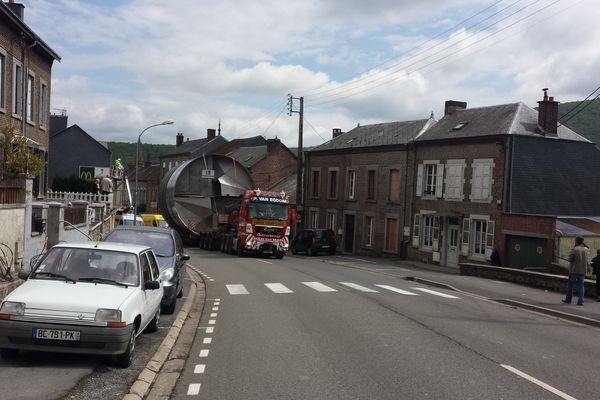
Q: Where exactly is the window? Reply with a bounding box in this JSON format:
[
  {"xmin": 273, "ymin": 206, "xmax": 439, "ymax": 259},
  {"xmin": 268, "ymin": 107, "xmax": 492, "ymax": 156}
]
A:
[
  {"xmin": 12, "ymin": 60, "xmax": 23, "ymax": 116},
  {"xmin": 327, "ymin": 211, "xmax": 336, "ymax": 231},
  {"xmin": 461, "ymin": 217, "xmax": 495, "ymax": 259},
  {"xmin": 470, "ymin": 159, "xmax": 494, "ymax": 202},
  {"xmin": 472, "ymin": 220, "xmax": 487, "ymax": 256},
  {"xmin": 311, "ymin": 169, "xmax": 320, "ymax": 198},
  {"xmin": 309, "ymin": 209, "xmax": 319, "ymax": 228},
  {"xmin": 388, "ymin": 169, "xmax": 401, "ymax": 202},
  {"xmin": 364, "ymin": 215, "xmax": 374, "ymax": 248},
  {"xmin": 413, "ymin": 212, "xmax": 440, "ymax": 251},
  {"xmin": 0, "ymin": 49, "xmax": 5, "ymax": 110},
  {"xmin": 385, "ymin": 217, "xmax": 398, "ymax": 252},
  {"xmin": 39, "ymin": 80, "xmax": 48, "ymax": 128},
  {"xmin": 140, "ymin": 253, "xmax": 151, "ymax": 283},
  {"xmin": 416, "ymin": 161, "xmax": 444, "ymax": 198},
  {"xmin": 348, "ymin": 170, "xmax": 356, "ymax": 199},
  {"xmin": 422, "ymin": 215, "xmax": 434, "ymax": 248},
  {"xmin": 367, "ymin": 169, "xmax": 376, "ymax": 200},
  {"xmin": 26, "ymin": 74, "xmax": 34, "ymax": 123},
  {"xmin": 328, "ymin": 168, "xmax": 338, "ymax": 199},
  {"xmin": 444, "ymin": 160, "xmax": 465, "ymax": 200}
]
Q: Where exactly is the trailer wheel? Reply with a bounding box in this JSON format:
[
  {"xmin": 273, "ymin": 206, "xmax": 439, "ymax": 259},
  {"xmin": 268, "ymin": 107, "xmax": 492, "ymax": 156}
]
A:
[
  {"xmin": 236, "ymin": 242, "xmax": 245, "ymax": 257},
  {"xmin": 275, "ymin": 252, "xmax": 284, "ymax": 259}
]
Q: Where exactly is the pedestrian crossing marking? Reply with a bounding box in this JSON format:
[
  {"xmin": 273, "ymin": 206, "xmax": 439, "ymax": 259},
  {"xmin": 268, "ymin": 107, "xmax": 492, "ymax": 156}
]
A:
[
  {"xmin": 265, "ymin": 283, "xmax": 294, "ymax": 293},
  {"xmin": 226, "ymin": 284, "xmax": 249, "ymax": 295},
  {"xmin": 339, "ymin": 282, "xmax": 379, "ymax": 292},
  {"xmin": 375, "ymin": 284, "xmax": 418, "ymax": 295},
  {"xmin": 411, "ymin": 287, "xmax": 460, "ymax": 299},
  {"xmin": 302, "ymin": 281, "xmax": 337, "ymax": 292}
]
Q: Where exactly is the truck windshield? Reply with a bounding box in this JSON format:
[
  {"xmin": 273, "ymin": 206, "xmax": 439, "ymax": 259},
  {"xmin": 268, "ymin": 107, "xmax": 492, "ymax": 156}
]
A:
[{"xmin": 249, "ymin": 202, "xmax": 288, "ymax": 220}]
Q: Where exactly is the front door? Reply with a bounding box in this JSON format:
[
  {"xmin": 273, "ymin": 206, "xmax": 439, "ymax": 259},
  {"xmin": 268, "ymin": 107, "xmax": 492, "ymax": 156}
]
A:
[
  {"xmin": 445, "ymin": 224, "xmax": 459, "ymax": 267},
  {"xmin": 344, "ymin": 215, "xmax": 355, "ymax": 253}
]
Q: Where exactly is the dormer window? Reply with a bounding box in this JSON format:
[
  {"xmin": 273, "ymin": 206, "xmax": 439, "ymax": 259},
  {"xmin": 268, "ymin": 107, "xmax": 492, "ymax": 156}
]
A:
[{"xmin": 451, "ymin": 121, "xmax": 468, "ymax": 131}]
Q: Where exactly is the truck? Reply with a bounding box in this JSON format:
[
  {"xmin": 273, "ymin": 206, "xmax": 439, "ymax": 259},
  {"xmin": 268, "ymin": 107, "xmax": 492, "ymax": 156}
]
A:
[{"xmin": 158, "ymin": 154, "xmax": 293, "ymax": 258}]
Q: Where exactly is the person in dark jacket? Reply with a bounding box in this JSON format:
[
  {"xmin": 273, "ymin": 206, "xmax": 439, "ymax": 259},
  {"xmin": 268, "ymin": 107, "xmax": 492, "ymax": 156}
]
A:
[{"xmin": 591, "ymin": 249, "xmax": 600, "ymax": 301}]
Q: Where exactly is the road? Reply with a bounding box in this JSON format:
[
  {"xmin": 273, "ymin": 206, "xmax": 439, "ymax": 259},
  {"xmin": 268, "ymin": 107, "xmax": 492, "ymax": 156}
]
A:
[
  {"xmin": 0, "ymin": 272, "xmax": 194, "ymax": 400},
  {"xmin": 174, "ymin": 249, "xmax": 600, "ymax": 400}
]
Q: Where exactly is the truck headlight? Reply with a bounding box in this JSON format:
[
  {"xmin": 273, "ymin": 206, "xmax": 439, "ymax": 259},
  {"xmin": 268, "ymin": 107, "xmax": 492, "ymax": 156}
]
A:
[
  {"xmin": 285, "ymin": 226, "xmax": 290, "ymax": 236},
  {"xmin": 246, "ymin": 224, "xmax": 253, "ymax": 234},
  {"xmin": 95, "ymin": 309, "xmax": 125, "ymax": 327},
  {"xmin": 0, "ymin": 301, "xmax": 25, "ymax": 319},
  {"xmin": 161, "ymin": 267, "xmax": 174, "ymax": 282}
]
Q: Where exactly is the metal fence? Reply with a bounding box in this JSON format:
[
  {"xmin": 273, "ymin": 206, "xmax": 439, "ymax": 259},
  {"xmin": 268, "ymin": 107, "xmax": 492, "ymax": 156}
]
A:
[{"xmin": 0, "ymin": 178, "xmax": 25, "ymax": 204}]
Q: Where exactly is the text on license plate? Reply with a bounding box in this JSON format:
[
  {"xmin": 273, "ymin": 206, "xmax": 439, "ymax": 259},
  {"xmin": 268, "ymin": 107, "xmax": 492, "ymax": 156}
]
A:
[{"xmin": 33, "ymin": 328, "xmax": 81, "ymax": 341}]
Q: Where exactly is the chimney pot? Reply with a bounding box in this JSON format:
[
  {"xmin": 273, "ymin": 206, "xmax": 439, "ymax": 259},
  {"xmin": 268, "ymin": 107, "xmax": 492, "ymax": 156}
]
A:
[
  {"xmin": 537, "ymin": 89, "xmax": 559, "ymax": 135},
  {"xmin": 444, "ymin": 100, "xmax": 467, "ymax": 115},
  {"xmin": 176, "ymin": 132, "xmax": 184, "ymax": 147},
  {"xmin": 332, "ymin": 127, "xmax": 343, "ymax": 139},
  {"xmin": 207, "ymin": 128, "xmax": 216, "ymax": 141},
  {"xmin": 6, "ymin": 1, "xmax": 25, "ymax": 20},
  {"xmin": 266, "ymin": 138, "xmax": 280, "ymax": 154}
]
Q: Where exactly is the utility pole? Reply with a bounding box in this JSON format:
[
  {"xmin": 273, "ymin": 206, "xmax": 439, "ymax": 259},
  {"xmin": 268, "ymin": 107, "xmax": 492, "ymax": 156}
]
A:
[{"xmin": 288, "ymin": 94, "xmax": 304, "ymax": 234}]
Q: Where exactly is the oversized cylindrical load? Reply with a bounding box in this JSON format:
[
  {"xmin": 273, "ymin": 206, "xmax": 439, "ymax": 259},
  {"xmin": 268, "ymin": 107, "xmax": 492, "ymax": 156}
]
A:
[{"xmin": 158, "ymin": 154, "xmax": 254, "ymax": 236}]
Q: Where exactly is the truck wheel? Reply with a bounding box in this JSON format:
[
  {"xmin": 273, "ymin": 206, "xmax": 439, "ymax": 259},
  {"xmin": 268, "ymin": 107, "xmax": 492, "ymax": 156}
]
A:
[
  {"xmin": 236, "ymin": 242, "xmax": 244, "ymax": 257},
  {"xmin": 276, "ymin": 252, "xmax": 284, "ymax": 259}
]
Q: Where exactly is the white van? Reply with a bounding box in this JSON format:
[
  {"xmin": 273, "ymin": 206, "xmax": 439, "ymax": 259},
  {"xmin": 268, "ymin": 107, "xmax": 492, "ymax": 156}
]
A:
[{"xmin": 115, "ymin": 213, "xmax": 144, "ymax": 226}]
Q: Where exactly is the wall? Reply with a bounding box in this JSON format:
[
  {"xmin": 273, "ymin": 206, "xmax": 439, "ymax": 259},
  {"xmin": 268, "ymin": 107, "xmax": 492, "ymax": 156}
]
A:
[
  {"xmin": 251, "ymin": 144, "xmax": 297, "ymax": 190},
  {"xmin": 0, "ymin": 205, "xmax": 25, "ymax": 270}
]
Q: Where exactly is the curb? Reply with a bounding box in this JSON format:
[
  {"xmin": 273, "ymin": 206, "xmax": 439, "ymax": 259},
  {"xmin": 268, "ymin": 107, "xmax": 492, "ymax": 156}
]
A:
[{"xmin": 122, "ymin": 266, "xmax": 202, "ymax": 400}]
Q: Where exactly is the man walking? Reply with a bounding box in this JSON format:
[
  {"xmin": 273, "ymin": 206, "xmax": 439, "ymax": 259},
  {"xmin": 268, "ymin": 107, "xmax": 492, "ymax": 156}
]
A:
[{"xmin": 562, "ymin": 236, "xmax": 589, "ymax": 306}]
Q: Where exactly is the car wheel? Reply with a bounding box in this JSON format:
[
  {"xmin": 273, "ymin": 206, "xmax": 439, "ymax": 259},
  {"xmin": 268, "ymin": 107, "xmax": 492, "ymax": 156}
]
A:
[
  {"xmin": 329, "ymin": 248, "xmax": 336, "ymax": 255},
  {"xmin": 146, "ymin": 308, "xmax": 160, "ymax": 332},
  {"xmin": 291, "ymin": 244, "xmax": 297, "ymax": 255},
  {"xmin": 308, "ymin": 247, "xmax": 315, "ymax": 256},
  {"xmin": 177, "ymin": 285, "xmax": 183, "ymax": 298},
  {"xmin": 0, "ymin": 348, "xmax": 19, "ymax": 359},
  {"xmin": 115, "ymin": 327, "xmax": 136, "ymax": 368},
  {"xmin": 162, "ymin": 297, "xmax": 177, "ymax": 315}
]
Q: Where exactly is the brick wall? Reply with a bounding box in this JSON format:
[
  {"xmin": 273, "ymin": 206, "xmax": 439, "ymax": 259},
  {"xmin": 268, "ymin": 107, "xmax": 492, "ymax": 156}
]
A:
[{"xmin": 251, "ymin": 143, "xmax": 297, "ymax": 190}]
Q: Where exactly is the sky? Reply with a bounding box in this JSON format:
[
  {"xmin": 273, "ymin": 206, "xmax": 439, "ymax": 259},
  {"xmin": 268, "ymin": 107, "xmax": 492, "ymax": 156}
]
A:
[{"xmin": 19, "ymin": 0, "xmax": 600, "ymax": 147}]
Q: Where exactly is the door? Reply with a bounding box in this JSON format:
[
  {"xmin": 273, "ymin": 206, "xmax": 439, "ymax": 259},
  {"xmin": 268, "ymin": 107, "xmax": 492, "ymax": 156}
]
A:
[
  {"xmin": 445, "ymin": 224, "xmax": 460, "ymax": 267},
  {"xmin": 506, "ymin": 235, "xmax": 548, "ymax": 271},
  {"xmin": 344, "ymin": 215, "xmax": 355, "ymax": 253}
]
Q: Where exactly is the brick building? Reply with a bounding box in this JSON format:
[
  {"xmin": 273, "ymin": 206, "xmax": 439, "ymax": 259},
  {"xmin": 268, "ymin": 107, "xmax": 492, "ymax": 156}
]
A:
[{"xmin": 0, "ymin": 0, "xmax": 60, "ymax": 196}]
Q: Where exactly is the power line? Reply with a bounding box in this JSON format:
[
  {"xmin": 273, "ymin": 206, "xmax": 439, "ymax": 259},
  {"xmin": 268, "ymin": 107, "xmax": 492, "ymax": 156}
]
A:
[
  {"xmin": 558, "ymin": 84, "xmax": 600, "ymax": 123},
  {"xmin": 559, "ymin": 92, "xmax": 600, "ymax": 127},
  {"xmin": 303, "ymin": 116, "xmax": 327, "ymax": 142}
]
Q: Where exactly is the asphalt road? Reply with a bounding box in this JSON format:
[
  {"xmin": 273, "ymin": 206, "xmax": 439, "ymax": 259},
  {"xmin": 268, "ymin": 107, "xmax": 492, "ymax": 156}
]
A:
[
  {"xmin": 0, "ymin": 270, "xmax": 194, "ymax": 400},
  {"xmin": 174, "ymin": 249, "xmax": 600, "ymax": 400}
]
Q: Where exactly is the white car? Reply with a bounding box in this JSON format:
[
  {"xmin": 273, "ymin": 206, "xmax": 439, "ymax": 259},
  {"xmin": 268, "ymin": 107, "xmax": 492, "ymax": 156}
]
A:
[{"xmin": 0, "ymin": 242, "xmax": 163, "ymax": 368}]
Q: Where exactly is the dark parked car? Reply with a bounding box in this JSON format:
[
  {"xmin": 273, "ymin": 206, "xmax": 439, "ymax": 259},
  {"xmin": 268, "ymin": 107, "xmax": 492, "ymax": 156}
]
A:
[
  {"xmin": 104, "ymin": 226, "xmax": 189, "ymax": 314},
  {"xmin": 290, "ymin": 228, "xmax": 336, "ymax": 256}
]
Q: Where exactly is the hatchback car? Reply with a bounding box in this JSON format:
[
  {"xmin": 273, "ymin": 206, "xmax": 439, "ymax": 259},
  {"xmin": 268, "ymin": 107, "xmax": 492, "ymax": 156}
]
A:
[
  {"xmin": 290, "ymin": 228, "xmax": 337, "ymax": 256},
  {"xmin": 0, "ymin": 242, "xmax": 163, "ymax": 368},
  {"xmin": 103, "ymin": 226, "xmax": 188, "ymax": 314}
]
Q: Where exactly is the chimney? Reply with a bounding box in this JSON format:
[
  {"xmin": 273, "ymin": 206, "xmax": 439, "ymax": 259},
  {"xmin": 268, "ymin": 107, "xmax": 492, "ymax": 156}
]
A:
[
  {"xmin": 207, "ymin": 128, "xmax": 216, "ymax": 141},
  {"xmin": 49, "ymin": 114, "xmax": 68, "ymax": 135},
  {"xmin": 537, "ymin": 88, "xmax": 559, "ymax": 135},
  {"xmin": 176, "ymin": 132, "xmax": 184, "ymax": 147},
  {"xmin": 332, "ymin": 127, "xmax": 344, "ymax": 139},
  {"xmin": 444, "ymin": 100, "xmax": 467, "ymax": 115},
  {"xmin": 266, "ymin": 138, "xmax": 280, "ymax": 154},
  {"xmin": 6, "ymin": 1, "xmax": 24, "ymax": 20}
]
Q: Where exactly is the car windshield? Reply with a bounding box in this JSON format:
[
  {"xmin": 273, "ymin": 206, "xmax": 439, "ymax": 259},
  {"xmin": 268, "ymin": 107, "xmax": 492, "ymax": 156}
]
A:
[
  {"xmin": 316, "ymin": 230, "xmax": 334, "ymax": 239},
  {"xmin": 105, "ymin": 230, "xmax": 174, "ymax": 257},
  {"xmin": 249, "ymin": 202, "xmax": 288, "ymax": 220},
  {"xmin": 32, "ymin": 247, "xmax": 140, "ymax": 287}
]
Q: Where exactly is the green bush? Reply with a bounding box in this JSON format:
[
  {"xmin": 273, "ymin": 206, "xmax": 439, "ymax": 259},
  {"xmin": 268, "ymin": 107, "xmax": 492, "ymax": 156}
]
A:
[{"xmin": 51, "ymin": 175, "xmax": 95, "ymax": 193}]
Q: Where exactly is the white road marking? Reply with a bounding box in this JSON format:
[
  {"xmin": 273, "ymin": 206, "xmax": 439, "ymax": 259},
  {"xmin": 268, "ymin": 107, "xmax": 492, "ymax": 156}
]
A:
[
  {"xmin": 194, "ymin": 364, "xmax": 206, "ymax": 374},
  {"xmin": 501, "ymin": 364, "xmax": 577, "ymax": 400},
  {"xmin": 187, "ymin": 383, "xmax": 201, "ymax": 395},
  {"xmin": 265, "ymin": 283, "xmax": 294, "ymax": 293},
  {"xmin": 214, "ymin": 302, "xmax": 220, "ymax": 306},
  {"xmin": 375, "ymin": 285, "xmax": 419, "ymax": 295},
  {"xmin": 226, "ymin": 284, "xmax": 249, "ymax": 295},
  {"xmin": 212, "ymin": 307, "xmax": 218, "ymax": 311},
  {"xmin": 210, "ymin": 313, "xmax": 218, "ymax": 317},
  {"xmin": 339, "ymin": 282, "xmax": 379, "ymax": 292},
  {"xmin": 337, "ymin": 256, "xmax": 377, "ymax": 263},
  {"xmin": 214, "ymin": 298, "xmax": 220, "ymax": 301},
  {"xmin": 199, "ymin": 349, "xmax": 209, "ymax": 357},
  {"xmin": 302, "ymin": 282, "xmax": 338, "ymax": 292},
  {"xmin": 257, "ymin": 259, "xmax": 273, "ymax": 264},
  {"xmin": 411, "ymin": 287, "xmax": 460, "ymax": 299},
  {"xmin": 208, "ymin": 319, "xmax": 216, "ymax": 325},
  {"xmin": 203, "ymin": 337, "xmax": 212, "ymax": 344},
  {"xmin": 206, "ymin": 327, "xmax": 214, "ymax": 333}
]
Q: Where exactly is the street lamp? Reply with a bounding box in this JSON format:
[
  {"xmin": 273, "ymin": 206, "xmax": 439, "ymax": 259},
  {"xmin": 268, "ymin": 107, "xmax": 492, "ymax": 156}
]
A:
[{"xmin": 134, "ymin": 120, "xmax": 174, "ymax": 224}]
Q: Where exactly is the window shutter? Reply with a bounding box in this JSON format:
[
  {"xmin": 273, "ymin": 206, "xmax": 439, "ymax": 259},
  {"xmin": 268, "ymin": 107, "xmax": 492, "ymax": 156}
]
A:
[
  {"xmin": 416, "ymin": 164, "xmax": 423, "ymax": 197},
  {"xmin": 412, "ymin": 213, "xmax": 420, "ymax": 247},
  {"xmin": 461, "ymin": 218, "xmax": 470, "ymax": 255},
  {"xmin": 485, "ymin": 220, "xmax": 495, "ymax": 259},
  {"xmin": 435, "ymin": 163, "xmax": 444, "ymax": 198},
  {"xmin": 482, "ymin": 164, "xmax": 492, "ymax": 200},
  {"xmin": 432, "ymin": 216, "xmax": 440, "ymax": 251}
]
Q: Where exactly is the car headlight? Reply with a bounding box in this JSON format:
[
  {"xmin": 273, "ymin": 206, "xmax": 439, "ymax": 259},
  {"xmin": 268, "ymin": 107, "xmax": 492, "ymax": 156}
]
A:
[
  {"xmin": 0, "ymin": 301, "xmax": 25, "ymax": 319},
  {"xmin": 285, "ymin": 226, "xmax": 290, "ymax": 236},
  {"xmin": 95, "ymin": 309, "xmax": 125, "ymax": 327},
  {"xmin": 160, "ymin": 267, "xmax": 174, "ymax": 282},
  {"xmin": 246, "ymin": 224, "xmax": 253, "ymax": 234}
]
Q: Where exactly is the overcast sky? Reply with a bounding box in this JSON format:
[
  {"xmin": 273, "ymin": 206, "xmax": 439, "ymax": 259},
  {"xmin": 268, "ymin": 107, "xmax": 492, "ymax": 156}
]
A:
[{"xmin": 21, "ymin": 0, "xmax": 598, "ymax": 147}]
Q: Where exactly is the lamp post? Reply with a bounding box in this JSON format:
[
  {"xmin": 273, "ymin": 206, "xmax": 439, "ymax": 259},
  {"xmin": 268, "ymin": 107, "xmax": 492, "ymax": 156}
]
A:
[{"xmin": 134, "ymin": 120, "xmax": 174, "ymax": 224}]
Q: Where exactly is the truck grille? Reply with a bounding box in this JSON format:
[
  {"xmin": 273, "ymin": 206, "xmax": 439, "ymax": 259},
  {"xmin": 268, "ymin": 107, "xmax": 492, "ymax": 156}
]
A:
[{"xmin": 255, "ymin": 226, "xmax": 283, "ymax": 236}]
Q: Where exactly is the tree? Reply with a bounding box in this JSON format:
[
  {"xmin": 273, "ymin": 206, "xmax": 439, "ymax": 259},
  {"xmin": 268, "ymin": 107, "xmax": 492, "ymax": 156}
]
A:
[{"xmin": 0, "ymin": 126, "xmax": 42, "ymax": 178}]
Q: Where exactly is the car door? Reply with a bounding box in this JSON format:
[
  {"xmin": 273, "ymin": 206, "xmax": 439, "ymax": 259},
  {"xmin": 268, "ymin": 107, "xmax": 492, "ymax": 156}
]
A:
[
  {"xmin": 174, "ymin": 231, "xmax": 185, "ymax": 289},
  {"xmin": 146, "ymin": 251, "xmax": 163, "ymax": 311},
  {"xmin": 140, "ymin": 252, "xmax": 158, "ymax": 325}
]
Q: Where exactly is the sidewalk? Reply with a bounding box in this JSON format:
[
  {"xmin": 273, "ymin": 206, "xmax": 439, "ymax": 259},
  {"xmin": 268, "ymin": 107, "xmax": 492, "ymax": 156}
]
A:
[{"xmin": 331, "ymin": 254, "xmax": 600, "ymax": 327}]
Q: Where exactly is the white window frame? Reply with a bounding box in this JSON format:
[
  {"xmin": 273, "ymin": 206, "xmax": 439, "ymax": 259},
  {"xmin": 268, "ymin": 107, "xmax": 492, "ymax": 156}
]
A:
[
  {"xmin": 348, "ymin": 169, "xmax": 356, "ymax": 200},
  {"xmin": 39, "ymin": 79, "xmax": 48, "ymax": 129},
  {"xmin": 416, "ymin": 161, "xmax": 444, "ymax": 199},
  {"xmin": 444, "ymin": 159, "xmax": 465, "ymax": 201},
  {"xmin": 422, "ymin": 214, "xmax": 435, "ymax": 249},
  {"xmin": 26, "ymin": 72, "xmax": 34, "ymax": 124},
  {"xmin": 364, "ymin": 214, "xmax": 374, "ymax": 248},
  {"xmin": 309, "ymin": 208, "xmax": 319, "ymax": 228},
  {"xmin": 470, "ymin": 159, "xmax": 494, "ymax": 203},
  {"xmin": 326, "ymin": 210, "xmax": 336, "ymax": 231},
  {"xmin": 465, "ymin": 214, "xmax": 495, "ymax": 260},
  {"xmin": 0, "ymin": 47, "xmax": 6, "ymax": 112},
  {"xmin": 12, "ymin": 59, "xmax": 23, "ymax": 118}
]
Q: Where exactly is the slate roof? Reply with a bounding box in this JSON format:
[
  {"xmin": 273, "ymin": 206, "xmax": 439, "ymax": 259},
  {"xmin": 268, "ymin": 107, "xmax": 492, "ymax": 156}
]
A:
[
  {"xmin": 161, "ymin": 136, "xmax": 227, "ymax": 158},
  {"xmin": 213, "ymin": 136, "xmax": 266, "ymax": 155},
  {"xmin": 506, "ymin": 136, "xmax": 600, "ymax": 216},
  {"xmin": 50, "ymin": 124, "xmax": 111, "ymax": 155},
  {"xmin": 416, "ymin": 103, "xmax": 589, "ymax": 142},
  {"xmin": 308, "ymin": 118, "xmax": 435, "ymax": 152},
  {"xmin": 267, "ymin": 173, "xmax": 297, "ymax": 204},
  {"xmin": 227, "ymin": 145, "xmax": 269, "ymax": 168}
]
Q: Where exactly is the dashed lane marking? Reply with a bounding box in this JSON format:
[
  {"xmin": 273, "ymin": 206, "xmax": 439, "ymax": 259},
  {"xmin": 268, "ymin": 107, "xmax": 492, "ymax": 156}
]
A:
[
  {"xmin": 264, "ymin": 283, "xmax": 294, "ymax": 293},
  {"xmin": 375, "ymin": 284, "xmax": 418, "ymax": 295},
  {"xmin": 226, "ymin": 284, "xmax": 249, "ymax": 295},
  {"xmin": 411, "ymin": 287, "xmax": 460, "ymax": 299},
  {"xmin": 339, "ymin": 282, "xmax": 379, "ymax": 293},
  {"xmin": 302, "ymin": 281, "xmax": 338, "ymax": 292}
]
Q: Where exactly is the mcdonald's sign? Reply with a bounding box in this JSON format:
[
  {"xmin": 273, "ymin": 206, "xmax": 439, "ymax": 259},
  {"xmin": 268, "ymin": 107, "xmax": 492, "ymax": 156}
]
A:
[{"xmin": 79, "ymin": 166, "xmax": 95, "ymax": 181}]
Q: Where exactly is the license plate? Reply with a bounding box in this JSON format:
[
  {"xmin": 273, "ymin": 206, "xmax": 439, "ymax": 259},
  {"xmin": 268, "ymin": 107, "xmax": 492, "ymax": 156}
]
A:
[
  {"xmin": 33, "ymin": 328, "xmax": 81, "ymax": 341},
  {"xmin": 322, "ymin": 245, "xmax": 330, "ymax": 248}
]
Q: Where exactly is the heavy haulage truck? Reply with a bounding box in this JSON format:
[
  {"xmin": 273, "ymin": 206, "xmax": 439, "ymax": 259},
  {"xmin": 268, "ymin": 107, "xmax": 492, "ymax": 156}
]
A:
[{"xmin": 158, "ymin": 154, "xmax": 293, "ymax": 259}]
